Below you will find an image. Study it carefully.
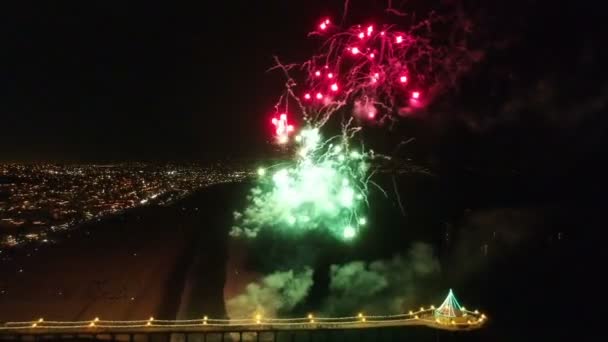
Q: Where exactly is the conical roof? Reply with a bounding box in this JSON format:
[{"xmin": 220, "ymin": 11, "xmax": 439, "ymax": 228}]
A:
[{"xmin": 434, "ymin": 289, "xmax": 463, "ymax": 317}]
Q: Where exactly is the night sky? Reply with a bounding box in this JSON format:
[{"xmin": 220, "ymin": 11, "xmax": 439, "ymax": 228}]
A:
[{"xmin": 2, "ymin": 0, "xmax": 607, "ymax": 169}]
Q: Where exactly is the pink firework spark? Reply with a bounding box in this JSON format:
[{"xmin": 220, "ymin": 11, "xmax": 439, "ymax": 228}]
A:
[{"xmin": 267, "ymin": 6, "xmax": 477, "ymax": 142}]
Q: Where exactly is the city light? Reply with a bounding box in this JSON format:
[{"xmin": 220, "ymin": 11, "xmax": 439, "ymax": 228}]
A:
[{"xmin": 0, "ymin": 164, "xmax": 247, "ymax": 249}]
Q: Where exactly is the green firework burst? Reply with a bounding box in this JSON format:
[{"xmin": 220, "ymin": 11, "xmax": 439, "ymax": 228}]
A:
[{"xmin": 232, "ymin": 127, "xmax": 370, "ymax": 241}]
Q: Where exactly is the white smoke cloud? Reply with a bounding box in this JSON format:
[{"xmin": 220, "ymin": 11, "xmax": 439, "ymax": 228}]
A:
[
  {"xmin": 225, "ymin": 243, "xmax": 440, "ymax": 319},
  {"xmin": 323, "ymin": 243, "xmax": 440, "ymax": 315},
  {"xmin": 226, "ymin": 268, "xmax": 313, "ymax": 318}
]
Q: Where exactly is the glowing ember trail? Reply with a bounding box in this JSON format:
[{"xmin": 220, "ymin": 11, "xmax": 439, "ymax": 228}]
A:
[{"xmin": 234, "ymin": 6, "xmax": 476, "ymax": 241}]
